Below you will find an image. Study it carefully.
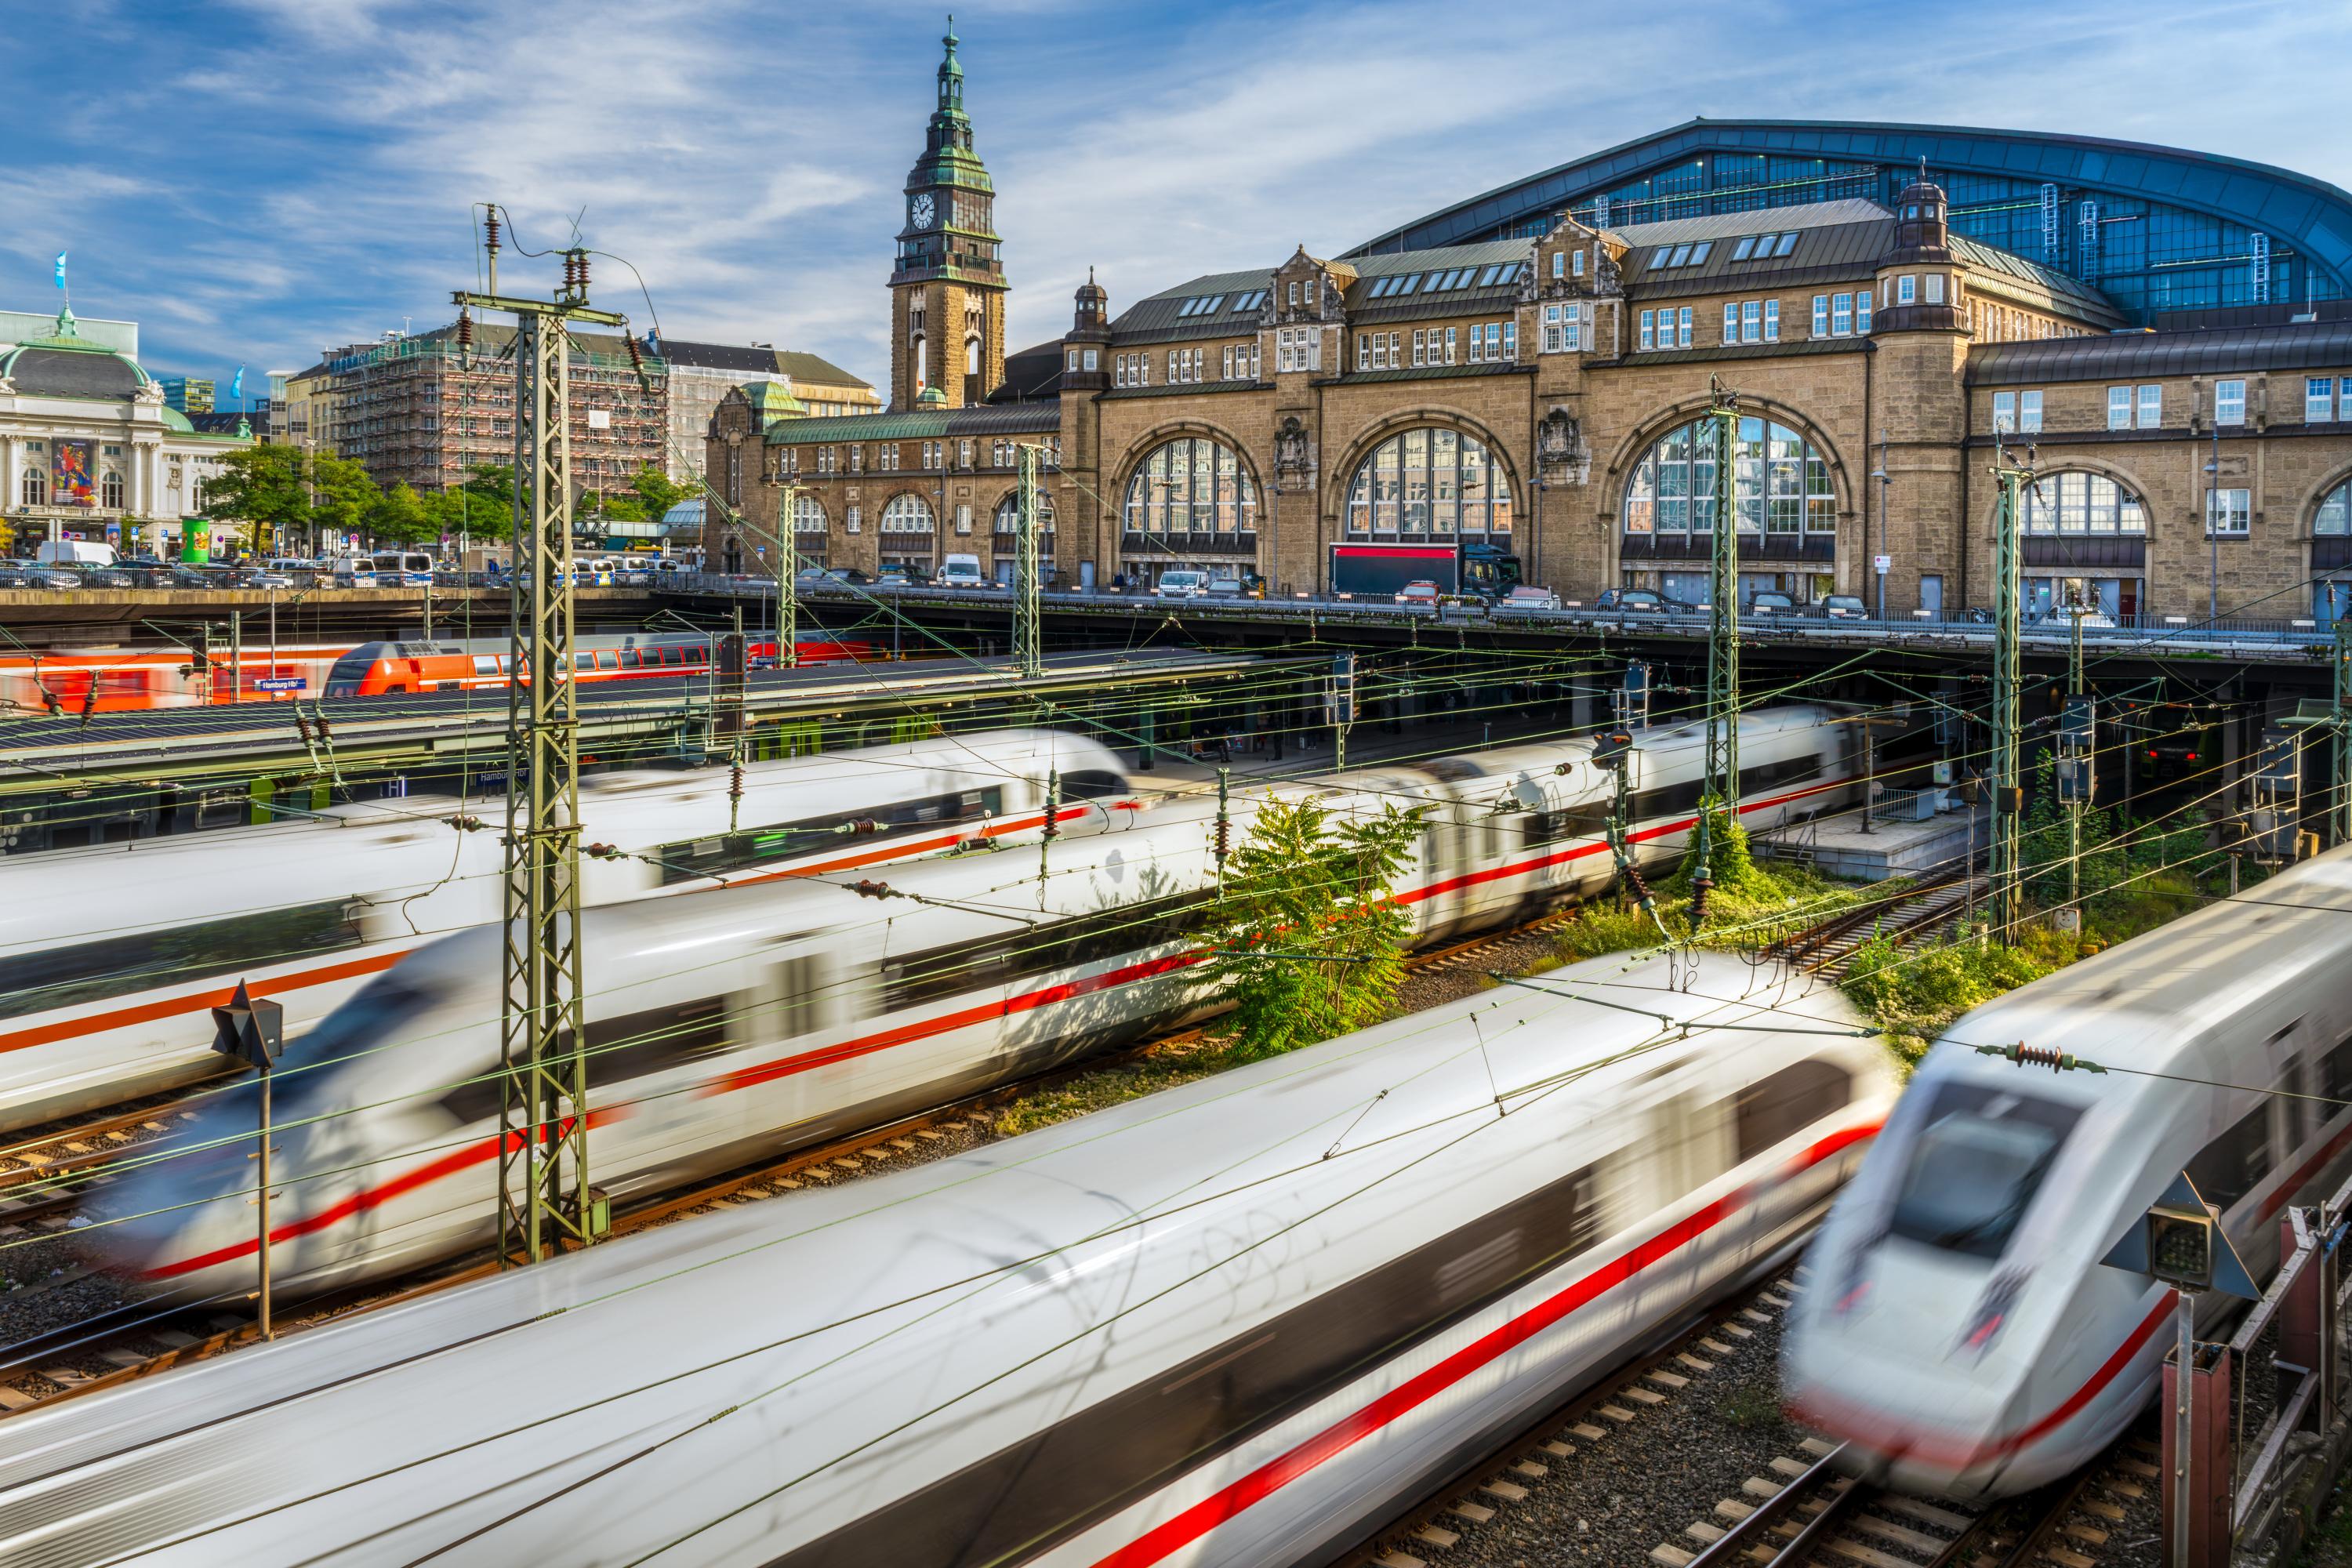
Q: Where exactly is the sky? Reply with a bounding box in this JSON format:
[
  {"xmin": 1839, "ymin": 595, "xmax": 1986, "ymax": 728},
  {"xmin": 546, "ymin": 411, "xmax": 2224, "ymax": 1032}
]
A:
[{"xmin": 3, "ymin": 0, "xmax": 2347, "ymax": 394}]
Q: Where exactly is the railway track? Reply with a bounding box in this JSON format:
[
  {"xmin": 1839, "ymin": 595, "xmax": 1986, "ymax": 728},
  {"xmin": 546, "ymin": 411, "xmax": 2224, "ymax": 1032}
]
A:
[
  {"xmin": 0, "ymin": 901, "xmax": 1588, "ymax": 1420},
  {"xmin": 1770, "ymin": 858, "xmax": 1987, "ymax": 979},
  {"xmin": 1657, "ymin": 1430, "xmax": 2153, "ymax": 1568}
]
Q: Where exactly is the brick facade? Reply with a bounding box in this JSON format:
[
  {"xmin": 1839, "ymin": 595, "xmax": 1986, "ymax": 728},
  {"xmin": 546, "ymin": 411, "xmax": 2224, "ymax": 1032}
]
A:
[{"xmin": 713, "ymin": 54, "xmax": 2352, "ymax": 622}]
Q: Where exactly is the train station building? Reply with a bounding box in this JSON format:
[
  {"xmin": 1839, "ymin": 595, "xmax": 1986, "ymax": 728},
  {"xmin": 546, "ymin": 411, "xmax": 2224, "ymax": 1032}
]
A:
[{"xmin": 710, "ymin": 27, "xmax": 2352, "ymax": 623}]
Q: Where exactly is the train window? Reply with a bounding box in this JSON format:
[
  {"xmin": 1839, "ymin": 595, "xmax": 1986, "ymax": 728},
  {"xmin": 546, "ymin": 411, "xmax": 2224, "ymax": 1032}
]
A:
[
  {"xmin": 280, "ymin": 972, "xmax": 445, "ymax": 1117},
  {"xmin": 0, "ymin": 899, "xmax": 367, "ymax": 1021},
  {"xmin": 1632, "ymin": 778, "xmax": 1706, "ymax": 820},
  {"xmin": 661, "ymin": 647, "xmax": 683, "ymax": 666},
  {"xmin": 572, "ymin": 652, "xmax": 596, "ymax": 671},
  {"xmin": 619, "ymin": 648, "xmax": 642, "ymax": 669},
  {"xmin": 1524, "ymin": 805, "xmax": 1610, "ymax": 848},
  {"xmin": 1731, "ymin": 1058, "xmax": 1852, "ymax": 1163},
  {"xmin": 779, "ymin": 1162, "xmax": 1603, "ymax": 1563},
  {"xmin": 1737, "ymin": 755, "xmax": 1818, "ymax": 794},
  {"xmin": 2319, "ymin": 1034, "xmax": 2352, "ymax": 1110},
  {"xmin": 2187, "ymin": 1103, "xmax": 2274, "ymax": 1213},
  {"xmin": 883, "ymin": 934, "xmax": 1014, "ymax": 1011},
  {"xmin": 472, "ymin": 656, "xmax": 499, "ymax": 677},
  {"xmin": 1884, "ymin": 1081, "xmax": 2082, "ymax": 1261},
  {"xmin": 431, "ymin": 994, "xmax": 732, "ymax": 1126},
  {"xmin": 597, "ymin": 650, "xmax": 619, "ymax": 670},
  {"xmin": 655, "ymin": 786, "xmax": 1010, "ymax": 885},
  {"xmin": 1060, "ymin": 769, "xmax": 1125, "ymax": 799}
]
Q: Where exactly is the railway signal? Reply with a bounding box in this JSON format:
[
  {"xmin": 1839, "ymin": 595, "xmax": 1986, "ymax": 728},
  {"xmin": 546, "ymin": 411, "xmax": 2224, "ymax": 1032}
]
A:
[
  {"xmin": 453, "ymin": 221, "xmax": 633, "ymax": 1267},
  {"xmin": 208, "ymin": 980, "xmax": 285, "ymax": 1338}
]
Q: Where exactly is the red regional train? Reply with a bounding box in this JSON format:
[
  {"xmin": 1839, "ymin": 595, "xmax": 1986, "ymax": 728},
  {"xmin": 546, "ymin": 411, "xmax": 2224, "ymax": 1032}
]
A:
[{"xmin": 0, "ymin": 633, "xmax": 873, "ymax": 713}]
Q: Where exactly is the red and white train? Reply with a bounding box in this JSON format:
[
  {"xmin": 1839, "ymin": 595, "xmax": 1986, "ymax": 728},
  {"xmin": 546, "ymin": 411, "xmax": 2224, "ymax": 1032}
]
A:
[
  {"xmin": 0, "ymin": 729, "xmax": 1128, "ymax": 1130},
  {"xmin": 1783, "ymin": 843, "xmax": 2352, "ymax": 1497},
  {"xmin": 8, "ymin": 953, "xmax": 1896, "ymax": 1566},
  {"xmin": 100, "ymin": 704, "xmax": 1862, "ymax": 1300}
]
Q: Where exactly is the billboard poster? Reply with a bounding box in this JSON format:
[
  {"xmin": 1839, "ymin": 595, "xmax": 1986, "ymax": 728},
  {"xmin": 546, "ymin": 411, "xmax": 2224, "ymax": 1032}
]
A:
[{"xmin": 52, "ymin": 440, "xmax": 96, "ymax": 507}]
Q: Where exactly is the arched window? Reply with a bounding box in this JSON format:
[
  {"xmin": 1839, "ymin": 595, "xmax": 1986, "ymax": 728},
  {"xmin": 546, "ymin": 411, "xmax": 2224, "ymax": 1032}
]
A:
[
  {"xmin": 1121, "ymin": 437, "xmax": 1257, "ymax": 535},
  {"xmin": 1344, "ymin": 427, "xmax": 1514, "ymax": 537},
  {"xmin": 20, "ymin": 466, "xmax": 45, "ymax": 507},
  {"xmin": 965, "ymin": 337, "xmax": 982, "ymax": 376},
  {"xmin": 1623, "ymin": 416, "xmax": 1835, "ymax": 535},
  {"xmin": 912, "ymin": 335, "xmax": 927, "ymax": 391},
  {"xmin": 2314, "ymin": 477, "xmax": 2351, "ymax": 535},
  {"xmin": 880, "ymin": 493, "xmax": 935, "ymax": 533},
  {"xmin": 993, "ymin": 489, "xmax": 1056, "ymax": 533},
  {"xmin": 791, "ymin": 494, "xmax": 827, "ymax": 533},
  {"xmin": 2020, "ymin": 470, "xmax": 2146, "ymax": 534},
  {"xmin": 101, "ymin": 471, "xmax": 124, "ymax": 510}
]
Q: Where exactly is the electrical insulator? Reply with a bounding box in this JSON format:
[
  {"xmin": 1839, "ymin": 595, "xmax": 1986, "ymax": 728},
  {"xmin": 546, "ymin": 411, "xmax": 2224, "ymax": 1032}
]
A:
[
  {"xmin": 483, "ymin": 209, "xmax": 501, "ymax": 254},
  {"xmin": 42, "ymin": 691, "xmax": 63, "ymax": 718},
  {"xmin": 295, "ymin": 712, "xmax": 313, "ymax": 746},
  {"xmin": 850, "ymin": 878, "xmax": 895, "ymax": 899},
  {"xmin": 1689, "ymin": 864, "xmax": 1712, "ymax": 924},
  {"xmin": 1213, "ymin": 814, "xmax": 1231, "ymax": 861},
  {"xmin": 837, "ymin": 818, "xmax": 880, "ymax": 837},
  {"xmin": 728, "ymin": 759, "xmax": 744, "ymax": 804},
  {"xmin": 626, "ymin": 333, "xmax": 644, "ymax": 373},
  {"xmin": 1624, "ymin": 862, "xmax": 1654, "ymax": 908},
  {"xmin": 576, "ymin": 251, "xmax": 590, "ymax": 292},
  {"xmin": 456, "ymin": 309, "xmax": 474, "ymax": 349}
]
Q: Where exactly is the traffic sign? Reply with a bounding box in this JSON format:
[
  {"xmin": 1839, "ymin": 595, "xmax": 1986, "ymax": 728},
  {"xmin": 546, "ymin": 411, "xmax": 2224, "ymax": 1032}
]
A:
[
  {"xmin": 254, "ymin": 677, "xmax": 306, "ymax": 691},
  {"xmin": 1873, "ymin": 554, "xmax": 1891, "ymax": 574}
]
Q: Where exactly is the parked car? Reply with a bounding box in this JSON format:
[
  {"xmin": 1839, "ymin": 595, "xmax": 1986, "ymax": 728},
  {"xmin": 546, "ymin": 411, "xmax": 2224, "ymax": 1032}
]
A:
[
  {"xmin": 1497, "ymin": 584, "xmax": 1563, "ymax": 612},
  {"xmin": 821, "ymin": 566, "xmax": 875, "ymax": 586},
  {"xmin": 1202, "ymin": 575, "xmax": 1247, "ymax": 598},
  {"xmin": 235, "ymin": 567, "xmax": 298, "ymax": 589},
  {"xmin": 1394, "ymin": 580, "xmax": 1442, "ymax": 608},
  {"xmin": 873, "ymin": 563, "xmax": 923, "ymax": 590},
  {"xmin": 1154, "ymin": 569, "xmax": 1210, "ymax": 599},
  {"xmin": 1598, "ymin": 588, "xmax": 1668, "ymax": 614},
  {"xmin": 0, "ymin": 558, "xmax": 42, "ymax": 588},
  {"xmin": 74, "ymin": 564, "xmax": 138, "ymax": 589},
  {"xmin": 1820, "ymin": 594, "xmax": 1867, "ymax": 619},
  {"xmin": 24, "ymin": 564, "xmax": 83, "ymax": 590},
  {"xmin": 1748, "ymin": 590, "xmax": 1797, "ymax": 615}
]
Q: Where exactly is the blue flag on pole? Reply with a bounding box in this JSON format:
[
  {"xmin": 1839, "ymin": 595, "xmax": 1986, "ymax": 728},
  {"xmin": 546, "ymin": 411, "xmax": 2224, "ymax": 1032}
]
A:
[
  {"xmin": 53, "ymin": 252, "xmax": 66, "ymax": 289},
  {"xmin": 230, "ymin": 365, "xmax": 244, "ymax": 401}
]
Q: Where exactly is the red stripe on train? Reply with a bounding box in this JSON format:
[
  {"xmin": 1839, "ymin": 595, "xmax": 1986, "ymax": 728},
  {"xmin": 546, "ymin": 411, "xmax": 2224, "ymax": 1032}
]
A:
[{"xmin": 1087, "ymin": 1119, "xmax": 1881, "ymax": 1568}]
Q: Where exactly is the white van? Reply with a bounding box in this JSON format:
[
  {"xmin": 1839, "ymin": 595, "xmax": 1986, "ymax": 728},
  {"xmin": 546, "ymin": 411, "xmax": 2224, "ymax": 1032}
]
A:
[
  {"xmin": 36, "ymin": 540, "xmax": 116, "ymax": 568},
  {"xmin": 368, "ymin": 550, "xmax": 435, "ymax": 586},
  {"xmin": 329, "ymin": 555, "xmax": 379, "ymax": 587},
  {"xmin": 1154, "ymin": 569, "xmax": 1210, "ymax": 599},
  {"xmin": 935, "ymin": 553, "xmax": 985, "ymax": 590}
]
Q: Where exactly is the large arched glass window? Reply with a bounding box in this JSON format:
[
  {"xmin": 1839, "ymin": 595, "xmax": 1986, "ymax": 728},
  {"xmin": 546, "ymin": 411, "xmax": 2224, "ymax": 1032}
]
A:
[
  {"xmin": 1122, "ymin": 437, "xmax": 1256, "ymax": 535},
  {"xmin": 880, "ymin": 493, "xmax": 935, "ymax": 532},
  {"xmin": 2020, "ymin": 470, "xmax": 2146, "ymax": 533},
  {"xmin": 1344, "ymin": 428, "xmax": 1514, "ymax": 537},
  {"xmin": 2314, "ymin": 477, "xmax": 2351, "ymax": 535},
  {"xmin": 791, "ymin": 494, "xmax": 827, "ymax": 533},
  {"xmin": 1623, "ymin": 416, "xmax": 1835, "ymax": 535},
  {"xmin": 993, "ymin": 489, "xmax": 1056, "ymax": 533}
]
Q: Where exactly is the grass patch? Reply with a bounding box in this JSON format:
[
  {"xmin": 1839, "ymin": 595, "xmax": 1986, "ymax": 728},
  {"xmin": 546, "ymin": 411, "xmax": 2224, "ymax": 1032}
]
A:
[
  {"xmin": 1719, "ymin": 1374, "xmax": 1787, "ymax": 1433},
  {"xmin": 988, "ymin": 1032, "xmax": 1276, "ymax": 1138}
]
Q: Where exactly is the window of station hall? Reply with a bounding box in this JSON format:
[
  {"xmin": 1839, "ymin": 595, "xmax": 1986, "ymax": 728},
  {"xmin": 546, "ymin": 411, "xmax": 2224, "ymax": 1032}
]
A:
[
  {"xmin": 1343, "ymin": 428, "xmax": 1515, "ymax": 537},
  {"xmin": 992, "ymin": 488, "xmax": 1057, "ymax": 532},
  {"xmin": 1621, "ymin": 416, "xmax": 1834, "ymax": 535},
  {"xmin": 2314, "ymin": 477, "xmax": 2352, "ymax": 535},
  {"xmin": 2022, "ymin": 470, "xmax": 2147, "ymax": 533},
  {"xmin": 1121, "ymin": 437, "xmax": 1258, "ymax": 535}
]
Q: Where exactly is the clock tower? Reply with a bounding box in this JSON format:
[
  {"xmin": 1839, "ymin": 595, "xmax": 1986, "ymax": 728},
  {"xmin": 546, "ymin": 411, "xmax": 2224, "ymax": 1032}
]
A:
[{"xmin": 889, "ymin": 17, "xmax": 1007, "ymax": 410}]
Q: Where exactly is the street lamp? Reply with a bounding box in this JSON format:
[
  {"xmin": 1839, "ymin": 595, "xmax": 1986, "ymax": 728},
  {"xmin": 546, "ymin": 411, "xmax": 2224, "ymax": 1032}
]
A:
[{"xmin": 1871, "ymin": 425, "xmax": 1890, "ymax": 621}]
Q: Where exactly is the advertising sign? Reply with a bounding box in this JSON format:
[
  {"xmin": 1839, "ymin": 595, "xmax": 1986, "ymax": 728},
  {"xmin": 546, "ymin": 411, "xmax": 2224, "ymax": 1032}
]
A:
[{"xmin": 53, "ymin": 440, "xmax": 96, "ymax": 507}]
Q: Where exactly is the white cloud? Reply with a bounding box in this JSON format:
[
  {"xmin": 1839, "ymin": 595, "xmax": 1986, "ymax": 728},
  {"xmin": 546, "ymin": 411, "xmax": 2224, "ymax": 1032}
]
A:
[{"xmin": 17, "ymin": 0, "xmax": 2350, "ymax": 392}]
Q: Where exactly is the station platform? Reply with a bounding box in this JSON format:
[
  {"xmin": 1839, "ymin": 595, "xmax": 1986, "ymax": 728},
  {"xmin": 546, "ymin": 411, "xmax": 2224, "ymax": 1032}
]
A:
[{"xmin": 1759, "ymin": 797, "xmax": 1987, "ymax": 881}]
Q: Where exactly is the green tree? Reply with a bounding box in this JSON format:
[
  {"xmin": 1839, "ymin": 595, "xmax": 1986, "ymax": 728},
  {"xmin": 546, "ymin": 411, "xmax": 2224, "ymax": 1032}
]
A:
[
  {"xmin": 362, "ymin": 481, "xmax": 434, "ymax": 545},
  {"xmin": 304, "ymin": 452, "xmax": 380, "ymax": 550},
  {"xmin": 420, "ymin": 463, "xmax": 515, "ymax": 544},
  {"xmin": 628, "ymin": 462, "xmax": 692, "ymax": 521},
  {"xmin": 1203, "ymin": 795, "xmax": 1426, "ymax": 1058},
  {"xmin": 195, "ymin": 443, "xmax": 313, "ymax": 551}
]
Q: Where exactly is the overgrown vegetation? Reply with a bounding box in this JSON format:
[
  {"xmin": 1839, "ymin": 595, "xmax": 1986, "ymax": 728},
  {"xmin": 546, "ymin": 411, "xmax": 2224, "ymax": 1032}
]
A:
[{"xmin": 1202, "ymin": 794, "xmax": 1427, "ymax": 1058}]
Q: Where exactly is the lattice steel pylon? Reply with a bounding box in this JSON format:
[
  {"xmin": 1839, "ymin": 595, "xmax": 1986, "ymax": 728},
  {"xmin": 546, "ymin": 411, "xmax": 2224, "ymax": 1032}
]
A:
[
  {"xmin": 1014, "ymin": 443, "xmax": 1044, "ymax": 679},
  {"xmin": 1691, "ymin": 379, "xmax": 1741, "ymax": 920},
  {"xmin": 2335, "ymin": 618, "xmax": 2352, "ymax": 845},
  {"xmin": 1988, "ymin": 445, "xmax": 2034, "ymax": 942},
  {"xmin": 453, "ymin": 254, "xmax": 627, "ymax": 1267}
]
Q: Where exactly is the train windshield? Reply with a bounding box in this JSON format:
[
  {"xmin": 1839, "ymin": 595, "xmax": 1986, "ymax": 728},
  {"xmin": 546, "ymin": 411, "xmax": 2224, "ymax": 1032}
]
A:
[
  {"xmin": 1885, "ymin": 1080, "xmax": 2082, "ymax": 1261},
  {"xmin": 273, "ymin": 971, "xmax": 446, "ymax": 1117}
]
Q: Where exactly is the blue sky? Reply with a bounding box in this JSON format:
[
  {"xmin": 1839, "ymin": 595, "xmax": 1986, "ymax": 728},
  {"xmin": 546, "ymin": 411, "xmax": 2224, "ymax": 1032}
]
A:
[{"xmin": 5, "ymin": 0, "xmax": 2347, "ymax": 393}]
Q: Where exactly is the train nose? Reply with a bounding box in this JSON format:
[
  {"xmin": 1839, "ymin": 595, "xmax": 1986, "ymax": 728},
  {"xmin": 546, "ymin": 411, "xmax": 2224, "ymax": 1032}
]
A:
[
  {"xmin": 96, "ymin": 1091, "xmax": 274, "ymax": 1298},
  {"xmin": 1783, "ymin": 1266, "xmax": 2039, "ymax": 1496}
]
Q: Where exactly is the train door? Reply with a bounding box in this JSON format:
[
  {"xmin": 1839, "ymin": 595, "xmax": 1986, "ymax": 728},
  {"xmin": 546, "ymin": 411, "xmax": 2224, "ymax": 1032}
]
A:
[
  {"xmin": 1610, "ymin": 1073, "xmax": 1733, "ymax": 1316},
  {"xmin": 730, "ymin": 947, "xmax": 844, "ymax": 1134},
  {"xmin": 1418, "ymin": 800, "xmax": 1476, "ymax": 941}
]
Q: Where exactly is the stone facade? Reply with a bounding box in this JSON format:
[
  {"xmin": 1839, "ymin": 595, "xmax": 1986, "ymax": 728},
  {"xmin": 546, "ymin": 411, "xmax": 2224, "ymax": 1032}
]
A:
[{"xmin": 712, "ymin": 42, "xmax": 2352, "ymax": 622}]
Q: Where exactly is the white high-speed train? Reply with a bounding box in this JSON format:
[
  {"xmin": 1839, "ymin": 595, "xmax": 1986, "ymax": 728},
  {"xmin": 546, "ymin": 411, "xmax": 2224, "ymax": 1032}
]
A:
[
  {"xmin": 5, "ymin": 953, "xmax": 1897, "ymax": 1567},
  {"xmin": 1783, "ymin": 844, "xmax": 2352, "ymax": 1499},
  {"xmin": 0, "ymin": 730, "xmax": 1127, "ymax": 1129},
  {"xmin": 100, "ymin": 706, "xmax": 1861, "ymax": 1301}
]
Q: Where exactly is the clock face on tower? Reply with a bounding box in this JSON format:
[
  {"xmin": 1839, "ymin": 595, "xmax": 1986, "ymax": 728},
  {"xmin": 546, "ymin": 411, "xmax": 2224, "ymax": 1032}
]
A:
[{"xmin": 911, "ymin": 193, "xmax": 935, "ymax": 229}]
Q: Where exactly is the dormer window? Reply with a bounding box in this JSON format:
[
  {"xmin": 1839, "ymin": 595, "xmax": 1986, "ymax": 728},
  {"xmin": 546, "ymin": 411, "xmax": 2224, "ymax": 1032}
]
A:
[
  {"xmin": 1289, "ymin": 281, "xmax": 1301, "ymax": 306},
  {"xmin": 1305, "ymin": 277, "xmax": 1319, "ymax": 307}
]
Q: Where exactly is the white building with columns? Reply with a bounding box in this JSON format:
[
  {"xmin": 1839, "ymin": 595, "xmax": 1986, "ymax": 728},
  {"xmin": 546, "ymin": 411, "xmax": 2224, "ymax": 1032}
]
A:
[{"xmin": 0, "ymin": 305, "xmax": 253, "ymax": 560}]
